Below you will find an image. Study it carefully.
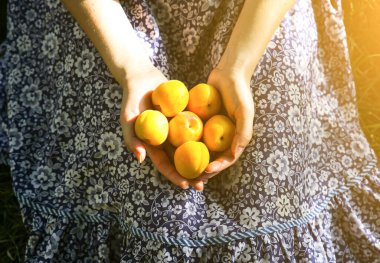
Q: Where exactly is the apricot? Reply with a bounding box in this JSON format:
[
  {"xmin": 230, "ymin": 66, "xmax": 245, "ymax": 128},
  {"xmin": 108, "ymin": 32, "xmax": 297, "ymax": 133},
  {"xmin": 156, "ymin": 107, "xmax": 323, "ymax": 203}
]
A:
[
  {"xmin": 174, "ymin": 141, "xmax": 210, "ymax": 179},
  {"xmin": 134, "ymin": 110, "xmax": 169, "ymax": 146},
  {"xmin": 203, "ymin": 115, "xmax": 235, "ymax": 152},
  {"xmin": 152, "ymin": 80, "xmax": 189, "ymax": 117},
  {"xmin": 168, "ymin": 111, "xmax": 203, "ymax": 147},
  {"xmin": 187, "ymin": 83, "xmax": 222, "ymax": 120}
]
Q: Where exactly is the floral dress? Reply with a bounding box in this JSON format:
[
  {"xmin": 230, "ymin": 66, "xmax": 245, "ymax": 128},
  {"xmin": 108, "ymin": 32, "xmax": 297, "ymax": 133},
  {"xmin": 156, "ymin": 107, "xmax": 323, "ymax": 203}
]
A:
[{"xmin": 1, "ymin": 0, "xmax": 380, "ymax": 262}]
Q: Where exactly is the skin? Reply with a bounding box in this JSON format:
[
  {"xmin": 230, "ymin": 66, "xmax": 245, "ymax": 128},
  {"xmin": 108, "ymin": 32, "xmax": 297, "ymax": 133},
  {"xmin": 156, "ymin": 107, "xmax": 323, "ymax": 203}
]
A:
[{"xmin": 61, "ymin": 0, "xmax": 296, "ymax": 191}]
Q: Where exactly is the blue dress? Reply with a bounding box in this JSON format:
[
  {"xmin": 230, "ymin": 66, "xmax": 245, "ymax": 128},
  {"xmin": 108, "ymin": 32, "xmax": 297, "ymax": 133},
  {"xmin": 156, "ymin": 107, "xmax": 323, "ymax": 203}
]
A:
[{"xmin": 1, "ymin": 0, "xmax": 379, "ymax": 262}]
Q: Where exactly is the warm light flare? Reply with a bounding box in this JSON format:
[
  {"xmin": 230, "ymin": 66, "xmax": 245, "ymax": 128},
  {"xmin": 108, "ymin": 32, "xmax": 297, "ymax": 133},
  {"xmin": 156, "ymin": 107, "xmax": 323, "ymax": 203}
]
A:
[{"xmin": 343, "ymin": 0, "xmax": 380, "ymax": 158}]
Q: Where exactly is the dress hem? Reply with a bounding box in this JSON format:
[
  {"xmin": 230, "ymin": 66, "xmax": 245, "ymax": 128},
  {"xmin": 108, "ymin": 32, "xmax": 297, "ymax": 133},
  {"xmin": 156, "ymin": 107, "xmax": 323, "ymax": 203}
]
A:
[{"xmin": 15, "ymin": 160, "xmax": 378, "ymax": 248}]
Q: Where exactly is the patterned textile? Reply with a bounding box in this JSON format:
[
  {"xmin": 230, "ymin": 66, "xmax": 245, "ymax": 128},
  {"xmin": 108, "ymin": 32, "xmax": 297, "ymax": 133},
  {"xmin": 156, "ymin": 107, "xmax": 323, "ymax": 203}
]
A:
[{"xmin": 0, "ymin": 0, "xmax": 379, "ymax": 262}]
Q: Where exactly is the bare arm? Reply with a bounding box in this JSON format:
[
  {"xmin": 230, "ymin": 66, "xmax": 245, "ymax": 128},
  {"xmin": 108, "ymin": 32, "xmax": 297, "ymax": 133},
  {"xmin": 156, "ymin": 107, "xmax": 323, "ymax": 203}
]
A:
[
  {"xmin": 61, "ymin": 0, "xmax": 296, "ymax": 188},
  {"xmin": 220, "ymin": 0, "xmax": 297, "ymax": 79},
  {"xmin": 61, "ymin": 0, "xmax": 152, "ymax": 86},
  {"xmin": 61, "ymin": 0, "xmax": 195, "ymax": 190},
  {"xmin": 203, "ymin": 0, "xmax": 296, "ymax": 177}
]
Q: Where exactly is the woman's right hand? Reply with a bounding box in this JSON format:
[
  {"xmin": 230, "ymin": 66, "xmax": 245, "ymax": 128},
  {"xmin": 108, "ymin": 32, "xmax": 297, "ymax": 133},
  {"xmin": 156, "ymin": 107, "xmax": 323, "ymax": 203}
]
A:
[
  {"xmin": 61, "ymin": 1, "xmax": 195, "ymax": 189},
  {"xmin": 119, "ymin": 64, "xmax": 204, "ymax": 191}
]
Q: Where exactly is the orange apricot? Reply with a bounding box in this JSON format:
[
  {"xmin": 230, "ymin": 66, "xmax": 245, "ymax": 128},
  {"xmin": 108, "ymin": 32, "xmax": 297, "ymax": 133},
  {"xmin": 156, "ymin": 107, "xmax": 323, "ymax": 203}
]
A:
[{"xmin": 174, "ymin": 141, "xmax": 210, "ymax": 179}]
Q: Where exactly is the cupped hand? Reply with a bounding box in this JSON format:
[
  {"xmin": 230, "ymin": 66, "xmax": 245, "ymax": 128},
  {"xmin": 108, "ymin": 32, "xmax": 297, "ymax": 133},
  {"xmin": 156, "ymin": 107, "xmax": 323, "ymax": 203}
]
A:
[
  {"xmin": 119, "ymin": 65, "xmax": 204, "ymax": 190},
  {"xmin": 198, "ymin": 67, "xmax": 255, "ymax": 182}
]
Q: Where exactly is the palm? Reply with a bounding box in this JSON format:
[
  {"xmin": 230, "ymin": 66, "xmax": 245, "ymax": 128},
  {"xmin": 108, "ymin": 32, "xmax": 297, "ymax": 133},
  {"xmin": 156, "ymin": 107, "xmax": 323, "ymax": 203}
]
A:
[{"xmin": 121, "ymin": 68, "xmax": 167, "ymax": 119}]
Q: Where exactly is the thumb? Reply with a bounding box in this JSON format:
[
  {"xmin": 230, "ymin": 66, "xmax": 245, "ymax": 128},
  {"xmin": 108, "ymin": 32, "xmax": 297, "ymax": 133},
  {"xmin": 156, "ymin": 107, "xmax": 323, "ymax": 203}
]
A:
[
  {"xmin": 120, "ymin": 113, "xmax": 146, "ymax": 163},
  {"xmin": 231, "ymin": 105, "xmax": 254, "ymax": 159}
]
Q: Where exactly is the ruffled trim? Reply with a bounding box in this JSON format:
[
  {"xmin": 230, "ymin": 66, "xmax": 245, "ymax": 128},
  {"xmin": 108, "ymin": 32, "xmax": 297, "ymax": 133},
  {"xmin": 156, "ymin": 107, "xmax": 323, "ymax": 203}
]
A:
[
  {"xmin": 19, "ymin": 163, "xmax": 380, "ymax": 262},
  {"xmin": 16, "ymin": 160, "xmax": 378, "ymax": 248}
]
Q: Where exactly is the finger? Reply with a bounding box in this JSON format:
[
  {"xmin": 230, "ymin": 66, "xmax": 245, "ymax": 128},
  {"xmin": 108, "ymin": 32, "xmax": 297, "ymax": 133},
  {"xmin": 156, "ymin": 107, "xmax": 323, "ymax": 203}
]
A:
[
  {"xmin": 145, "ymin": 144, "xmax": 190, "ymax": 190},
  {"xmin": 204, "ymin": 149, "xmax": 236, "ymax": 175},
  {"xmin": 197, "ymin": 171, "xmax": 219, "ymax": 182},
  {"xmin": 190, "ymin": 180, "xmax": 204, "ymax": 191},
  {"xmin": 120, "ymin": 113, "xmax": 147, "ymax": 163},
  {"xmin": 231, "ymin": 105, "xmax": 254, "ymax": 158},
  {"xmin": 120, "ymin": 88, "xmax": 153, "ymax": 162}
]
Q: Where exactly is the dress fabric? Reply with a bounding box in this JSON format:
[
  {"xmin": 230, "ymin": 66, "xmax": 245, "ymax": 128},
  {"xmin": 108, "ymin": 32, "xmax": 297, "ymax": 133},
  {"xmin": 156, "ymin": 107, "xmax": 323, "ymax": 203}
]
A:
[{"xmin": 0, "ymin": 0, "xmax": 380, "ymax": 262}]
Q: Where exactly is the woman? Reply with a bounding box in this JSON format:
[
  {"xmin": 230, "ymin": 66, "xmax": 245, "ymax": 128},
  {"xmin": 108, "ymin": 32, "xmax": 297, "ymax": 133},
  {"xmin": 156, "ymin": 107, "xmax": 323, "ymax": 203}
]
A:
[{"xmin": 1, "ymin": 0, "xmax": 379, "ymax": 261}]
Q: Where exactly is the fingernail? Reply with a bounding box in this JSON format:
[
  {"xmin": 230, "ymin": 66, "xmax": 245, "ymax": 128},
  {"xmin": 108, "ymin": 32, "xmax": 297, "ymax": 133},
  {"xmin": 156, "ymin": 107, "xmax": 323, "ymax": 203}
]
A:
[
  {"xmin": 138, "ymin": 154, "xmax": 144, "ymax": 163},
  {"xmin": 134, "ymin": 149, "xmax": 144, "ymax": 163},
  {"xmin": 138, "ymin": 148, "xmax": 146, "ymax": 163},
  {"xmin": 181, "ymin": 182, "xmax": 189, "ymax": 190},
  {"xmin": 133, "ymin": 151, "xmax": 139, "ymax": 161}
]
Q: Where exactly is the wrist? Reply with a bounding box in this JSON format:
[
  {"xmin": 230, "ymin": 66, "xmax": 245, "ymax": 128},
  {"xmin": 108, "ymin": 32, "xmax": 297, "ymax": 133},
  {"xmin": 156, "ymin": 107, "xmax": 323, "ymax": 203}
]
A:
[
  {"xmin": 216, "ymin": 49, "xmax": 256, "ymax": 83},
  {"xmin": 113, "ymin": 58, "xmax": 155, "ymax": 88}
]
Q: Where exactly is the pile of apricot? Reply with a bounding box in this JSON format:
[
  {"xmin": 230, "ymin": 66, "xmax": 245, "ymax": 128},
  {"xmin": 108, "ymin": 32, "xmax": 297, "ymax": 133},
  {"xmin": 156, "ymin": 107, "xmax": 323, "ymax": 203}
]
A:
[{"xmin": 134, "ymin": 80, "xmax": 235, "ymax": 179}]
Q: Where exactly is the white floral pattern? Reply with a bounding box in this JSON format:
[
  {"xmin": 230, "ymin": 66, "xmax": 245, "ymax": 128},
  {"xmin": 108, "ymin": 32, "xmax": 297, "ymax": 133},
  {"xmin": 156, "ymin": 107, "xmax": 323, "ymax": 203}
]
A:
[{"xmin": 0, "ymin": 0, "xmax": 380, "ymax": 262}]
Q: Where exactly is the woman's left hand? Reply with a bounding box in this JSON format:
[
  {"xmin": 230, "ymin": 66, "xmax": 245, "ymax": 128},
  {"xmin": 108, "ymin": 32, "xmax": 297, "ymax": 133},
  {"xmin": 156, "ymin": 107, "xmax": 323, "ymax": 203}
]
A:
[{"xmin": 197, "ymin": 67, "xmax": 255, "ymax": 182}]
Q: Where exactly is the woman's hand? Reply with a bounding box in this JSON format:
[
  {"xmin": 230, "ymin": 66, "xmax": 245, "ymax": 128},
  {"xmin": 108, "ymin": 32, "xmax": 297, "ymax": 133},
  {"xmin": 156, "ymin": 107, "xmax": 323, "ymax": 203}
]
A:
[
  {"xmin": 62, "ymin": 0, "xmax": 204, "ymax": 191},
  {"xmin": 62, "ymin": 0, "xmax": 293, "ymax": 190},
  {"xmin": 198, "ymin": 67, "xmax": 255, "ymax": 181},
  {"xmin": 195, "ymin": 0, "xmax": 295, "ymax": 183},
  {"xmin": 119, "ymin": 64, "xmax": 204, "ymax": 191},
  {"xmin": 119, "ymin": 65, "xmax": 166, "ymax": 164}
]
